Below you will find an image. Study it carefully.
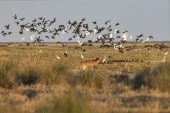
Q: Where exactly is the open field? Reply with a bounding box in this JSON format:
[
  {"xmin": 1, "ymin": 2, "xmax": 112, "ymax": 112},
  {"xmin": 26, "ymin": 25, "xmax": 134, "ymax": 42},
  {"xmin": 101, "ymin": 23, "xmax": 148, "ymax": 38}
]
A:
[{"xmin": 0, "ymin": 42, "xmax": 170, "ymax": 113}]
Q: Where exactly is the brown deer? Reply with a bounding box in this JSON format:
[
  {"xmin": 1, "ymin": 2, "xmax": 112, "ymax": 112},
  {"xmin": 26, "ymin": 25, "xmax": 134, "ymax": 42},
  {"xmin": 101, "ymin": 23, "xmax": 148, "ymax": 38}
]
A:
[{"xmin": 81, "ymin": 57, "xmax": 100, "ymax": 70}]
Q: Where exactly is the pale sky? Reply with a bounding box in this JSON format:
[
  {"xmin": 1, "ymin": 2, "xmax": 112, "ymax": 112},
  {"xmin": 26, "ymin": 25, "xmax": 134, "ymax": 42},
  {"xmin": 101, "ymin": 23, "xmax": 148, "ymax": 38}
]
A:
[{"xmin": 0, "ymin": 0, "xmax": 169, "ymax": 42}]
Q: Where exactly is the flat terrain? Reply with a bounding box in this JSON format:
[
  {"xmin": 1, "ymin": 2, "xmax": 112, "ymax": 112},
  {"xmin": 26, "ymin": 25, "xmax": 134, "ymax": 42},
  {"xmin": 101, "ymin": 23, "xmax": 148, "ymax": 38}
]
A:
[{"xmin": 0, "ymin": 42, "xmax": 170, "ymax": 113}]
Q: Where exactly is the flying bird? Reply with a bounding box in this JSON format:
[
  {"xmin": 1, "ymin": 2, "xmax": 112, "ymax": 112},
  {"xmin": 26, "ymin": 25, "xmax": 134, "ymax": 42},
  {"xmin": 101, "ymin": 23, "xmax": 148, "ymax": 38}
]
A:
[
  {"xmin": 105, "ymin": 20, "xmax": 111, "ymax": 25},
  {"xmin": 115, "ymin": 23, "xmax": 120, "ymax": 26},
  {"xmin": 30, "ymin": 35, "xmax": 35, "ymax": 41},
  {"xmin": 4, "ymin": 25, "xmax": 10, "ymax": 30},
  {"xmin": 13, "ymin": 14, "xmax": 17, "ymax": 19}
]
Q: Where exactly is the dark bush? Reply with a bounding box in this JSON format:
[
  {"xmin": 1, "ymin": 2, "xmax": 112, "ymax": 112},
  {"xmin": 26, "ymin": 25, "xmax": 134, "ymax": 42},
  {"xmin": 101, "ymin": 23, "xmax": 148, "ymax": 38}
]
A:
[
  {"xmin": 132, "ymin": 62, "xmax": 170, "ymax": 92},
  {"xmin": 16, "ymin": 67, "xmax": 39, "ymax": 86}
]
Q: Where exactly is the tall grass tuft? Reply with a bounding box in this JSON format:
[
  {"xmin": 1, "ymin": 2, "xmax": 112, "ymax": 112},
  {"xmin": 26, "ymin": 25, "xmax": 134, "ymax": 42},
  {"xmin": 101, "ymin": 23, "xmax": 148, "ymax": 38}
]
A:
[
  {"xmin": 16, "ymin": 67, "xmax": 40, "ymax": 86},
  {"xmin": 68, "ymin": 69, "xmax": 107, "ymax": 89},
  {"xmin": 133, "ymin": 62, "xmax": 170, "ymax": 92},
  {"xmin": 51, "ymin": 63, "xmax": 73, "ymax": 84},
  {"xmin": 0, "ymin": 61, "xmax": 17, "ymax": 89}
]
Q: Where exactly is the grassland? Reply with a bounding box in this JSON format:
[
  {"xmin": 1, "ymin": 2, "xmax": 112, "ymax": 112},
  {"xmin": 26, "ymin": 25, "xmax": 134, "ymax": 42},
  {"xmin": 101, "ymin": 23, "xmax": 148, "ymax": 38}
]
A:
[{"xmin": 0, "ymin": 42, "xmax": 170, "ymax": 113}]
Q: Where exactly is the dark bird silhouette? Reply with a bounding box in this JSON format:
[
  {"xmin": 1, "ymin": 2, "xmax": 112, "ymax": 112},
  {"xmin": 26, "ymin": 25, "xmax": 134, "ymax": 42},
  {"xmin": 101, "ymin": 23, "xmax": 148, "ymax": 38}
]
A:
[
  {"xmin": 51, "ymin": 36, "xmax": 56, "ymax": 39},
  {"xmin": 136, "ymin": 38, "xmax": 140, "ymax": 42},
  {"xmin": 2, "ymin": 32, "xmax": 7, "ymax": 37},
  {"xmin": 32, "ymin": 19, "xmax": 37, "ymax": 23},
  {"xmin": 92, "ymin": 21, "xmax": 97, "ymax": 24},
  {"xmin": 105, "ymin": 20, "xmax": 110, "ymax": 25},
  {"xmin": 107, "ymin": 25, "xmax": 111, "ymax": 30},
  {"xmin": 116, "ymin": 36, "xmax": 121, "ymax": 39},
  {"xmin": 34, "ymin": 36, "xmax": 44, "ymax": 43},
  {"xmin": 19, "ymin": 30, "xmax": 23, "ymax": 35},
  {"xmin": 48, "ymin": 18, "xmax": 56, "ymax": 26},
  {"xmin": 38, "ymin": 17, "xmax": 43, "ymax": 20},
  {"xmin": 149, "ymin": 36, "xmax": 154, "ymax": 39},
  {"xmin": 123, "ymin": 30, "xmax": 128, "ymax": 33},
  {"xmin": 1, "ymin": 31, "xmax": 5, "ymax": 34},
  {"xmin": 45, "ymin": 36, "xmax": 50, "ymax": 39},
  {"xmin": 13, "ymin": 14, "xmax": 17, "ymax": 19},
  {"xmin": 67, "ymin": 20, "xmax": 72, "ymax": 24},
  {"xmin": 108, "ymin": 29, "xmax": 112, "ymax": 32},
  {"xmin": 115, "ymin": 23, "xmax": 120, "ymax": 26},
  {"xmin": 81, "ymin": 18, "xmax": 86, "ymax": 21},
  {"xmin": 15, "ymin": 21, "xmax": 20, "ymax": 25},
  {"xmin": 4, "ymin": 25, "xmax": 10, "ymax": 30},
  {"xmin": 20, "ymin": 18, "xmax": 25, "ymax": 21},
  {"xmin": 8, "ymin": 32, "xmax": 12, "ymax": 35},
  {"xmin": 138, "ymin": 34, "xmax": 144, "ymax": 37},
  {"xmin": 68, "ymin": 38, "xmax": 72, "ymax": 41}
]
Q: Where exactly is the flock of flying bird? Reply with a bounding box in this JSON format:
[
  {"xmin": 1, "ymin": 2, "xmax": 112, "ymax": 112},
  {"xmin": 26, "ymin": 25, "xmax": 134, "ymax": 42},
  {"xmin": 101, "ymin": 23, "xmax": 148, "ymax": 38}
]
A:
[
  {"xmin": 0, "ymin": 14, "xmax": 154, "ymax": 49},
  {"xmin": 0, "ymin": 15, "xmax": 169, "ymax": 67}
]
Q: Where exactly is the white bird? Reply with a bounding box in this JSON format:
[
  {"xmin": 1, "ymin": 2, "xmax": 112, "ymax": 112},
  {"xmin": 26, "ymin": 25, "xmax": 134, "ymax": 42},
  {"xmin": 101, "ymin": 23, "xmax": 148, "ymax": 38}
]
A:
[
  {"xmin": 55, "ymin": 54, "xmax": 61, "ymax": 60},
  {"xmin": 141, "ymin": 37, "xmax": 152, "ymax": 43},
  {"xmin": 61, "ymin": 30, "xmax": 66, "ymax": 35},
  {"xmin": 141, "ymin": 40, "xmax": 146, "ymax": 43},
  {"xmin": 93, "ymin": 29, "xmax": 97, "ymax": 34},
  {"xmin": 141, "ymin": 37, "xmax": 150, "ymax": 43},
  {"xmin": 109, "ymin": 33, "xmax": 113, "ymax": 39},
  {"xmin": 85, "ymin": 31, "xmax": 90, "ymax": 36},
  {"xmin": 24, "ymin": 28, "xmax": 30, "ymax": 32},
  {"xmin": 129, "ymin": 35, "xmax": 133, "ymax": 39},
  {"xmin": 30, "ymin": 35, "xmax": 35, "ymax": 41},
  {"xmin": 81, "ymin": 52, "xmax": 84, "ymax": 59},
  {"xmin": 77, "ymin": 36, "xmax": 83, "ymax": 45},
  {"xmin": 122, "ymin": 32, "xmax": 128, "ymax": 41},
  {"xmin": 146, "ymin": 37, "xmax": 150, "ymax": 41},
  {"xmin": 114, "ymin": 43, "xmax": 124, "ymax": 50},
  {"xmin": 97, "ymin": 35, "xmax": 102, "ymax": 40},
  {"xmin": 113, "ymin": 44, "xmax": 119, "ymax": 50},
  {"xmin": 77, "ymin": 39, "xmax": 84, "ymax": 46}
]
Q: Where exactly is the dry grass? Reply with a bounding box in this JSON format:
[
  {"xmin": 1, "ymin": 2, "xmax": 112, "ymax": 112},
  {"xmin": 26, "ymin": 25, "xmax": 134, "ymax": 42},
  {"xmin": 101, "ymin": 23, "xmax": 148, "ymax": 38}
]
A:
[{"xmin": 0, "ymin": 42, "xmax": 170, "ymax": 113}]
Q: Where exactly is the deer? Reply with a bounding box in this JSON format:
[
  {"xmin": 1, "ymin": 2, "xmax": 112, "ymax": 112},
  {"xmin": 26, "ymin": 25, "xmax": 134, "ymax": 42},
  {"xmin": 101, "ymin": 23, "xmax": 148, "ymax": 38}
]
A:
[{"xmin": 81, "ymin": 57, "xmax": 100, "ymax": 70}]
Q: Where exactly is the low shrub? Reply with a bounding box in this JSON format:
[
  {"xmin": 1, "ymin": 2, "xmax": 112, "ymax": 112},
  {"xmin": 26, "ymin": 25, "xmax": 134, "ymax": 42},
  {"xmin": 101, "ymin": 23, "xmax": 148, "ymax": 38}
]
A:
[
  {"xmin": 51, "ymin": 63, "xmax": 73, "ymax": 84},
  {"xmin": 68, "ymin": 69, "xmax": 107, "ymax": 89},
  {"xmin": 133, "ymin": 62, "xmax": 170, "ymax": 92}
]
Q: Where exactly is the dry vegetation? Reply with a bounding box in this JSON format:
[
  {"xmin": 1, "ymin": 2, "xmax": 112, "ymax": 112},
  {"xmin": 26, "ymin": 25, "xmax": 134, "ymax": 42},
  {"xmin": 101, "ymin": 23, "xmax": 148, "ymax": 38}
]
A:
[{"xmin": 0, "ymin": 42, "xmax": 170, "ymax": 113}]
